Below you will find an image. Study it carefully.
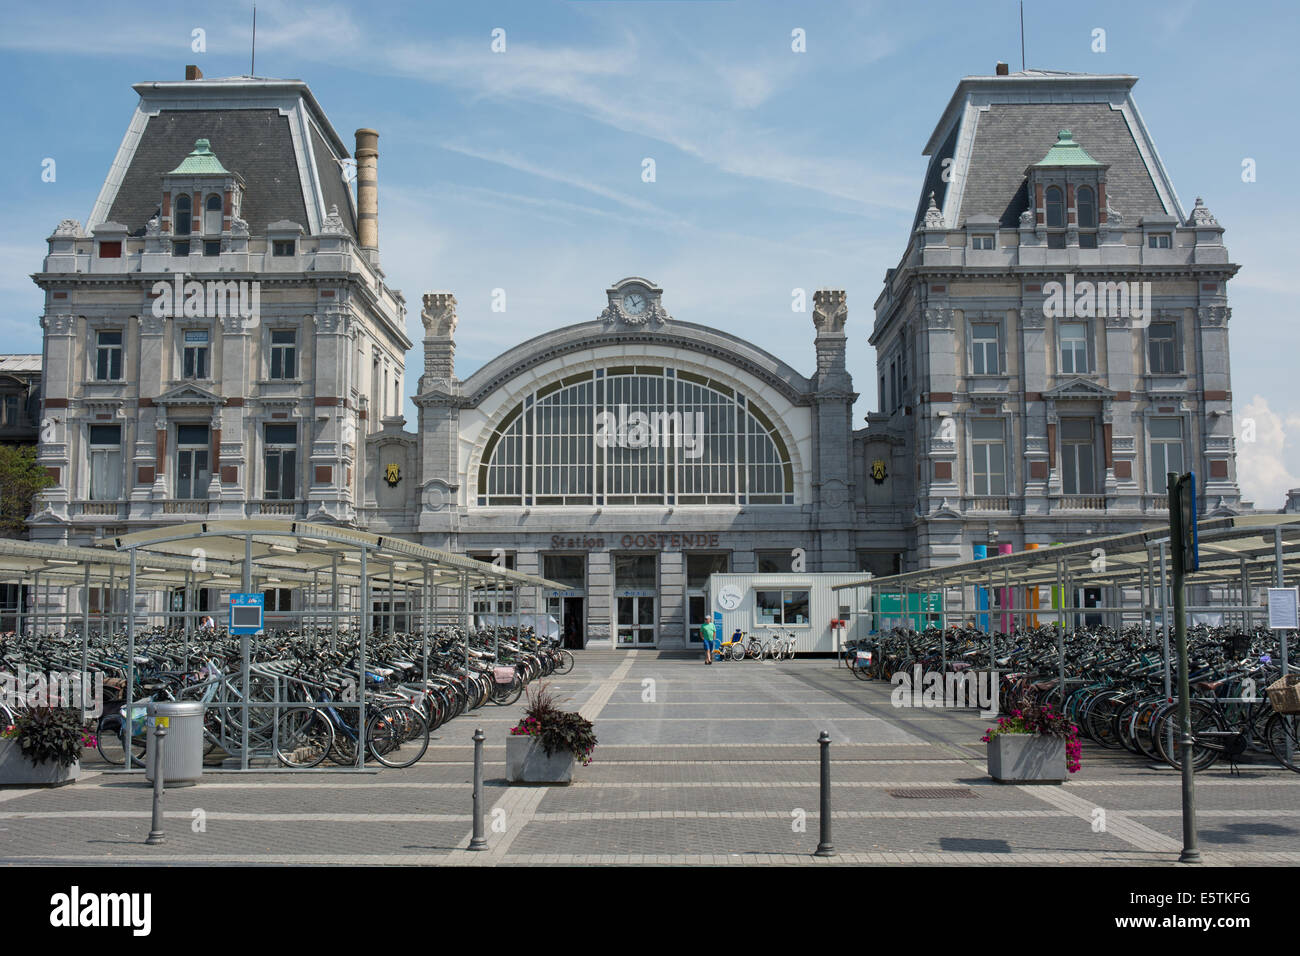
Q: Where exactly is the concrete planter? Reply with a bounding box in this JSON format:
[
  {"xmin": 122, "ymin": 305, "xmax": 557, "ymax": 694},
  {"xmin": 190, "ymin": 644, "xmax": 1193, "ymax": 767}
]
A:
[
  {"xmin": 987, "ymin": 734, "xmax": 1066, "ymax": 784},
  {"xmin": 0, "ymin": 739, "xmax": 80, "ymax": 787},
  {"xmin": 506, "ymin": 734, "xmax": 574, "ymax": 785}
]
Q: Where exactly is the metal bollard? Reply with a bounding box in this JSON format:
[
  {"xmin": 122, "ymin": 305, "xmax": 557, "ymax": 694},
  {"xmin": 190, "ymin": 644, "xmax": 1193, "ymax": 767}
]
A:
[
  {"xmin": 146, "ymin": 719, "xmax": 167, "ymax": 845},
  {"xmin": 814, "ymin": 730, "xmax": 835, "ymax": 857},
  {"xmin": 469, "ymin": 727, "xmax": 488, "ymax": 850}
]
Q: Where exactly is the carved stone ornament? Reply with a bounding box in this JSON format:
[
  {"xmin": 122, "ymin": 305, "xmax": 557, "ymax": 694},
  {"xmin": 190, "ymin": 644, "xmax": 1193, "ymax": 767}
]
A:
[
  {"xmin": 923, "ymin": 307, "xmax": 953, "ymax": 329},
  {"xmin": 1019, "ymin": 208, "xmax": 1034, "ymax": 227},
  {"xmin": 1198, "ymin": 306, "xmax": 1231, "ymax": 326},
  {"xmin": 813, "ymin": 289, "xmax": 847, "ymax": 334},
  {"xmin": 599, "ymin": 300, "xmax": 670, "ymax": 328},
  {"xmin": 145, "ymin": 214, "xmax": 161, "ymax": 237},
  {"xmin": 320, "ymin": 204, "xmax": 348, "ymax": 235},
  {"xmin": 923, "ymin": 191, "xmax": 945, "ymax": 229},
  {"xmin": 1188, "ymin": 196, "xmax": 1218, "ymax": 227},
  {"xmin": 53, "ymin": 219, "xmax": 85, "ymax": 238},
  {"xmin": 1105, "ymin": 202, "xmax": 1124, "ymax": 225},
  {"xmin": 230, "ymin": 217, "xmax": 249, "ymax": 238},
  {"xmin": 422, "ymin": 292, "xmax": 458, "ymax": 338}
]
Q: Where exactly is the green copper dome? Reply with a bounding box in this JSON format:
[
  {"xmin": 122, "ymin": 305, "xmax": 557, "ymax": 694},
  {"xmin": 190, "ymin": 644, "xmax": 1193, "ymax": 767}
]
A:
[
  {"xmin": 1031, "ymin": 129, "xmax": 1103, "ymax": 168},
  {"xmin": 167, "ymin": 138, "xmax": 230, "ymax": 175}
]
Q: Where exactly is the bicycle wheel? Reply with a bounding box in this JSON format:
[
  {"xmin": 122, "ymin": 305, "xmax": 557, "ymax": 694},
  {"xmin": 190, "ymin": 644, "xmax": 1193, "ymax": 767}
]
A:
[
  {"xmin": 492, "ymin": 675, "xmax": 524, "ymax": 706},
  {"xmin": 1265, "ymin": 712, "xmax": 1300, "ymax": 772},
  {"xmin": 554, "ymin": 650, "xmax": 575, "ymax": 675},
  {"xmin": 95, "ymin": 715, "xmax": 147, "ymax": 767},
  {"xmin": 274, "ymin": 707, "xmax": 334, "ymax": 768},
  {"xmin": 730, "ymin": 643, "xmax": 746, "ymax": 662},
  {"xmin": 851, "ymin": 660, "xmax": 873, "ymax": 681},
  {"xmin": 1159, "ymin": 702, "xmax": 1223, "ymax": 771},
  {"xmin": 368, "ymin": 705, "xmax": 430, "ymax": 768}
]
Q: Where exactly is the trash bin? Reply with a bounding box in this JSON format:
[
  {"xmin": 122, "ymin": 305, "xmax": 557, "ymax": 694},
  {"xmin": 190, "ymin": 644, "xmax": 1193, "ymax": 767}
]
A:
[{"xmin": 145, "ymin": 701, "xmax": 206, "ymax": 787}]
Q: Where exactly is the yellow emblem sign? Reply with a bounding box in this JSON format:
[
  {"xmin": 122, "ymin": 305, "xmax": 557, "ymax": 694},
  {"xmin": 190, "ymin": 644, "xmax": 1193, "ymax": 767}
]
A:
[
  {"xmin": 384, "ymin": 463, "xmax": 401, "ymax": 487},
  {"xmin": 870, "ymin": 459, "xmax": 888, "ymax": 484}
]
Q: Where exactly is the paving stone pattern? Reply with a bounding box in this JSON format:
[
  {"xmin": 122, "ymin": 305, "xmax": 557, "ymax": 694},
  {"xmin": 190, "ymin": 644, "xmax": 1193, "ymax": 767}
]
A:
[{"xmin": 2, "ymin": 650, "xmax": 1298, "ymax": 865}]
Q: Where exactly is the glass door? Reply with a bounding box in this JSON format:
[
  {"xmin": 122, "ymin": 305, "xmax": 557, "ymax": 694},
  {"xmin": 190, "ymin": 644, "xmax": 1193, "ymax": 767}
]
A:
[
  {"xmin": 617, "ymin": 596, "xmax": 655, "ymax": 646},
  {"xmin": 176, "ymin": 424, "xmax": 210, "ymax": 499}
]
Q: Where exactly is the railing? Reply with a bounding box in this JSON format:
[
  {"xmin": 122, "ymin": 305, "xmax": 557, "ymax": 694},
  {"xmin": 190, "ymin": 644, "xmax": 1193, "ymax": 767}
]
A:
[
  {"xmin": 248, "ymin": 499, "xmax": 302, "ymax": 517},
  {"xmin": 1053, "ymin": 495, "xmax": 1106, "ymax": 510},
  {"xmin": 70, "ymin": 500, "xmax": 128, "ymax": 518},
  {"xmin": 963, "ymin": 496, "xmax": 1010, "ymax": 512},
  {"xmin": 1144, "ymin": 495, "xmax": 1170, "ymax": 511},
  {"xmin": 161, "ymin": 499, "xmax": 210, "ymax": 515}
]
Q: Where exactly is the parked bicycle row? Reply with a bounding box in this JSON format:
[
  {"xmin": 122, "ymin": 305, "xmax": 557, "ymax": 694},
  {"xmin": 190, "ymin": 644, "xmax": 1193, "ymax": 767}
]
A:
[
  {"xmin": 709, "ymin": 629, "xmax": 799, "ymax": 661},
  {"xmin": 845, "ymin": 623, "xmax": 1300, "ymax": 774},
  {"xmin": 0, "ymin": 624, "xmax": 575, "ymax": 770}
]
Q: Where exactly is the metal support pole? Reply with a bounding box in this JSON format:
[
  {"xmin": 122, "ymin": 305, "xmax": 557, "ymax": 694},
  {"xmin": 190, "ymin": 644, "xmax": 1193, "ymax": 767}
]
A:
[
  {"xmin": 359, "ymin": 546, "xmax": 369, "ymax": 768},
  {"xmin": 469, "ymin": 727, "xmax": 488, "ymax": 850},
  {"xmin": 1276, "ymin": 528, "xmax": 1293, "ymax": 767},
  {"xmin": 126, "ymin": 550, "xmax": 137, "ymax": 770},
  {"xmin": 422, "ymin": 565, "xmax": 430, "ymax": 683},
  {"xmin": 814, "ymin": 731, "xmax": 835, "ymax": 857},
  {"xmin": 81, "ymin": 564, "xmax": 90, "ymax": 721},
  {"xmin": 1168, "ymin": 473, "xmax": 1199, "ymax": 864},
  {"xmin": 331, "ymin": 554, "xmax": 339, "ymax": 652},
  {"xmin": 241, "ymin": 534, "xmax": 252, "ymax": 770},
  {"xmin": 462, "ymin": 572, "xmax": 470, "ymax": 673},
  {"xmin": 145, "ymin": 718, "xmax": 166, "ymax": 845}
]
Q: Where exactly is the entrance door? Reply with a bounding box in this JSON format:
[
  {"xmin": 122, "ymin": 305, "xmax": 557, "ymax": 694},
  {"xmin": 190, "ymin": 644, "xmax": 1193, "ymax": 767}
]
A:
[
  {"xmin": 617, "ymin": 595, "xmax": 655, "ymax": 646},
  {"xmin": 176, "ymin": 424, "xmax": 210, "ymax": 499},
  {"xmin": 546, "ymin": 595, "xmax": 586, "ymax": 648}
]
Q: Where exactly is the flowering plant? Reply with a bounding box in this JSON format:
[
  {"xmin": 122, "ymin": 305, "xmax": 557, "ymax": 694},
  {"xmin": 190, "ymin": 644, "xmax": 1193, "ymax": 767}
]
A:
[
  {"xmin": 510, "ymin": 682, "xmax": 596, "ymax": 766},
  {"xmin": 982, "ymin": 701, "xmax": 1081, "ymax": 773},
  {"xmin": 3, "ymin": 707, "xmax": 97, "ymax": 767}
]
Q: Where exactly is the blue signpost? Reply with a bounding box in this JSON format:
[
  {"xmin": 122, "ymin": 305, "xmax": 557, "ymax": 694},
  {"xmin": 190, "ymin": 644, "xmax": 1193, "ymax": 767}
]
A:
[{"xmin": 229, "ymin": 592, "xmax": 264, "ymax": 635}]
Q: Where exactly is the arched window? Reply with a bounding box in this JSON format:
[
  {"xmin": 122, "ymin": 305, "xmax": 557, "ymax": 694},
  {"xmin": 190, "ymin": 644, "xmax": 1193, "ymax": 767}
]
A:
[
  {"xmin": 477, "ymin": 367, "xmax": 794, "ymax": 507},
  {"xmin": 204, "ymin": 194, "xmax": 223, "ymax": 235},
  {"xmin": 174, "ymin": 195, "xmax": 192, "ymax": 235},
  {"xmin": 1077, "ymin": 186, "xmax": 1096, "ymax": 229},
  {"xmin": 1045, "ymin": 186, "xmax": 1065, "ymax": 228}
]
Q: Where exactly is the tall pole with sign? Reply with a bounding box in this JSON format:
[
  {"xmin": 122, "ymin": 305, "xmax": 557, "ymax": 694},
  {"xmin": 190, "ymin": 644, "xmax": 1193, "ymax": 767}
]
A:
[{"xmin": 1168, "ymin": 471, "xmax": 1200, "ymax": 863}]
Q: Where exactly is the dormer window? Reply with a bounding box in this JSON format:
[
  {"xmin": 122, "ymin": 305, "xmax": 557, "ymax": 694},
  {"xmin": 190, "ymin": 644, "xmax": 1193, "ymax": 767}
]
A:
[
  {"xmin": 1148, "ymin": 234, "xmax": 1172, "ymax": 249},
  {"xmin": 1045, "ymin": 187, "xmax": 1065, "ymax": 228},
  {"xmin": 971, "ymin": 234, "xmax": 995, "ymax": 250},
  {"xmin": 204, "ymin": 194, "xmax": 222, "ymax": 235},
  {"xmin": 272, "ymin": 240, "xmax": 296, "ymax": 257},
  {"xmin": 1028, "ymin": 130, "xmax": 1108, "ymax": 251},
  {"xmin": 174, "ymin": 195, "xmax": 192, "ymax": 236}
]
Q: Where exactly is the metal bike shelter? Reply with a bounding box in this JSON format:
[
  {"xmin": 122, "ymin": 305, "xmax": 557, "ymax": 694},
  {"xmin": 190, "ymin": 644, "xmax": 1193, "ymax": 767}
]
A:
[{"xmin": 832, "ymin": 514, "xmax": 1300, "ymax": 695}]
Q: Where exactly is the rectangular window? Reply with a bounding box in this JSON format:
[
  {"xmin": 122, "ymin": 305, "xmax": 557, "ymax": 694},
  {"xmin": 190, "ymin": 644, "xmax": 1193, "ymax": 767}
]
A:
[
  {"xmin": 88, "ymin": 424, "xmax": 122, "ymax": 501},
  {"xmin": 264, "ymin": 424, "xmax": 297, "ymax": 500},
  {"xmin": 272, "ymin": 240, "xmax": 295, "ymax": 257},
  {"xmin": 1148, "ymin": 322, "xmax": 1178, "ymax": 374},
  {"xmin": 970, "ymin": 323, "xmax": 1000, "ymax": 376},
  {"xmin": 686, "ymin": 553, "xmax": 729, "ymax": 590},
  {"xmin": 270, "ymin": 329, "xmax": 297, "ymax": 379},
  {"xmin": 204, "ymin": 240, "xmax": 221, "ymax": 257},
  {"xmin": 1047, "ymin": 233, "xmax": 1067, "ymax": 249},
  {"xmin": 175, "ymin": 424, "xmax": 210, "ymax": 499},
  {"xmin": 970, "ymin": 419, "xmax": 1006, "ymax": 496},
  {"xmin": 172, "ymin": 241, "xmax": 190, "ymax": 257},
  {"xmin": 755, "ymin": 589, "xmax": 811, "ymax": 626},
  {"xmin": 1, "ymin": 395, "xmax": 18, "ymax": 427},
  {"xmin": 182, "ymin": 330, "xmax": 209, "ymax": 380},
  {"xmin": 95, "ymin": 330, "xmax": 123, "ymax": 381},
  {"xmin": 971, "ymin": 234, "xmax": 995, "ymax": 250},
  {"xmin": 1078, "ymin": 233, "xmax": 1097, "ymax": 249},
  {"xmin": 542, "ymin": 554, "xmax": 585, "ymax": 588},
  {"xmin": 1060, "ymin": 418, "xmax": 1096, "ymax": 495},
  {"xmin": 1149, "ymin": 418, "xmax": 1185, "ymax": 485},
  {"xmin": 1059, "ymin": 322, "xmax": 1088, "ymax": 375},
  {"xmin": 1148, "ymin": 234, "xmax": 1172, "ymax": 249},
  {"xmin": 756, "ymin": 550, "xmax": 794, "ymax": 573},
  {"xmin": 98, "ymin": 241, "xmax": 122, "ymax": 259}
]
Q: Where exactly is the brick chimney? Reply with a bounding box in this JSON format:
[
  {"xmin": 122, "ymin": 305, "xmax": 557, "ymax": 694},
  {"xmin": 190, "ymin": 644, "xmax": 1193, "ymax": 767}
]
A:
[
  {"xmin": 355, "ymin": 128, "xmax": 379, "ymax": 250},
  {"xmin": 996, "ymin": 62, "xmax": 1009, "ymax": 76},
  {"xmin": 185, "ymin": 65, "xmax": 203, "ymax": 80}
]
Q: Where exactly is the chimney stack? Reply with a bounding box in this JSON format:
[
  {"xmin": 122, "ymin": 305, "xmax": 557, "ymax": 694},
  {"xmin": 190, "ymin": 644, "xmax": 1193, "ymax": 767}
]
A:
[
  {"xmin": 995, "ymin": 62, "xmax": 1009, "ymax": 76},
  {"xmin": 185, "ymin": 65, "xmax": 204, "ymax": 80},
  {"xmin": 355, "ymin": 128, "xmax": 379, "ymax": 250}
]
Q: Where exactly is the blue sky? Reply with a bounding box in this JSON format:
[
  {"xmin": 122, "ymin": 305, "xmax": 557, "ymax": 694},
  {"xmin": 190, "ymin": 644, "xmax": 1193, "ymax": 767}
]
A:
[{"xmin": 0, "ymin": 0, "xmax": 1295, "ymax": 506}]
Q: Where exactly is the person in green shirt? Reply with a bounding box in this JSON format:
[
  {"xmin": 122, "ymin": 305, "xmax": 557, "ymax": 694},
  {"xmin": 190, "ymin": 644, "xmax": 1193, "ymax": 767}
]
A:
[{"xmin": 700, "ymin": 618, "xmax": 716, "ymax": 664}]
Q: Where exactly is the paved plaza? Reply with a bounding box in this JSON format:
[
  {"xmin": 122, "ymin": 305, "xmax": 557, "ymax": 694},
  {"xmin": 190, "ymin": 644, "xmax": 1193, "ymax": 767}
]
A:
[{"xmin": 2, "ymin": 652, "xmax": 1299, "ymax": 865}]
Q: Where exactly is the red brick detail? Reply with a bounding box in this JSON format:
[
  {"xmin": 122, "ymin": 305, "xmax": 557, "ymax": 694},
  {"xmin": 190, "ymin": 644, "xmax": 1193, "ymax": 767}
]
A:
[
  {"xmin": 931, "ymin": 285, "xmax": 946, "ymax": 293},
  {"xmin": 211, "ymin": 427, "xmax": 220, "ymax": 474},
  {"xmin": 1030, "ymin": 461, "xmax": 1048, "ymax": 480},
  {"xmin": 1209, "ymin": 459, "xmax": 1229, "ymax": 479},
  {"xmin": 1203, "ymin": 390, "xmax": 1229, "ymax": 401},
  {"xmin": 1025, "ymin": 284, "xmax": 1041, "ymax": 293},
  {"xmin": 220, "ymin": 465, "xmax": 238, "ymax": 483},
  {"xmin": 1034, "ymin": 183, "xmax": 1044, "ymax": 224},
  {"xmin": 271, "ymin": 412, "xmax": 288, "ymax": 419},
  {"xmin": 138, "ymin": 397, "xmax": 154, "ymax": 407},
  {"xmin": 358, "ymin": 410, "xmax": 367, "ymax": 421},
  {"xmin": 137, "ymin": 466, "xmax": 154, "ymax": 485},
  {"xmin": 44, "ymin": 398, "xmax": 69, "ymax": 409},
  {"xmin": 224, "ymin": 190, "xmax": 232, "ymax": 216},
  {"xmin": 44, "ymin": 467, "xmax": 60, "ymax": 484},
  {"xmin": 1098, "ymin": 183, "xmax": 1107, "ymax": 224},
  {"xmin": 162, "ymin": 193, "xmax": 171, "ymax": 218},
  {"xmin": 1158, "ymin": 406, "xmax": 1176, "ymax": 413},
  {"xmin": 1202, "ymin": 283, "xmax": 1218, "ymax": 292},
  {"xmin": 225, "ymin": 397, "xmax": 244, "ymax": 407},
  {"xmin": 1114, "ymin": 460, "xmax": 1132, "ymax": 479},
  {"xmin": 934, "ymin": 462, "xmax": 952, "ymax": 480},
  {"xmin": 314, "ymin": 397, "xmax": 340, "ymax": 407},
  {"xmin": 1115, "ymin": 391, "xmax": 1131, "ymax": 402},
  {"xmin": 321, "ymin": 290, "xmax": 335, "ymax": 298},
  {"xmin": 155, "ymin": 430, "xmax": 166, "ymax": 473},
  {"xmin": 979, "ymin": 407, "xmax": 997, "ymax": 415},
  {"xmin": 1046, "ymin": 422, "xmax": 1057, "ymax": 470},
  {"xmin": 95, "ymin": 413, "xmax": 111, "ymax": 421},
  {"xmin": 52, "ymin": 292, "xmax": 67, "ymax": 299},
  {"xmin": 314, "ymin": 465, "xmax": 333, "ymax": 484},
  {"xmin": 1023, "ymin": 392, "xmax": 1042, "ymax": 402},
  {"xmin": 927, "ymin": 392, "xmax": 953, "ymax": 403},
  {"xmin": 98, "ymin": 241, "xmax": 122, "ymax": 259},
  {"xmin": 1103, "ymin": 423, "xmax": 1113, "ymax": 468}
]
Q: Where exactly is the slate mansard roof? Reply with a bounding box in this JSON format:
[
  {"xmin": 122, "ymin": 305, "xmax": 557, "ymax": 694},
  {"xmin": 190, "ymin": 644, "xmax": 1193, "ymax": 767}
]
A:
[
  {"xmin": 912, "ymin": 71, "xmax": 1183, "ymax": 231},
  {"xmin": 89, "ymin": 77, "xmax": 360, "ymax": 240}
]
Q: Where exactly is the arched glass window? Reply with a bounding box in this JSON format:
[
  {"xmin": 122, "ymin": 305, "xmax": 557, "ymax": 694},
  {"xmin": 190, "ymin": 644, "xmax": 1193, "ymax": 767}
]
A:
[
  {"xmin": 1045, "ymin": 186, "xmax": 1065, "ymax": 228},
  {"xmin": 477, "ymin": 366, "xmax": 794, "ymax": 507},
  {"xmin": 1077, "ymin": 186, "xmax": 1096, "ymax": 229},
  {"xmin": 204, "ymin": 194, "xmax": 222, "ymax": 235},
  {"xmin": 174, "ymin": 195, "xmax": 192, "ymax": 235}
]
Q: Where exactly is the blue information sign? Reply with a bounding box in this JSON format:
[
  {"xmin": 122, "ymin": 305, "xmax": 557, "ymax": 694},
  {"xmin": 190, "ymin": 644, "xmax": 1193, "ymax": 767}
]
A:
[{"xmin": 229, "ymin": 592, "xmax": 264, "ymax": 634}]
